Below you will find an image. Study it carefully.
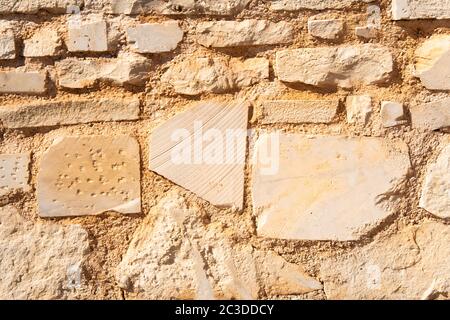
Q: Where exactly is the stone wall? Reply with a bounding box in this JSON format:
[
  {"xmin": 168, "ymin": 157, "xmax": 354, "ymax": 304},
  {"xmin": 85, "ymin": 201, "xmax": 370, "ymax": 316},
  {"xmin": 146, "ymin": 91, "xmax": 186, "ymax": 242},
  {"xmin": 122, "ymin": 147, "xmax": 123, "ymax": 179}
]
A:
[{"xmin": 0, "ymin": 0, "xmax": 449, "ymax": 300}]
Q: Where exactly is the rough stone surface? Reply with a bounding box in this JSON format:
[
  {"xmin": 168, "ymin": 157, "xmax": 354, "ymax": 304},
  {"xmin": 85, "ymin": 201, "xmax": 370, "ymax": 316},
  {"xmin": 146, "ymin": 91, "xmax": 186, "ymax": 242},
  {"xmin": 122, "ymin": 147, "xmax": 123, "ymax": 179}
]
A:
[
  {"xmin": 0, "ymin": 205, "xmax": 89, "ymax": 299},
  {"xmin": 320, "ymin": 221, "xmax": 450, "ymax": 299},
  {"xmin": 56, "ymin": 53, "xmax": 151, "ymax": 88},
  {"xmin": 308, "ymin": 19, "xmax": 343, "ymax": 40},
  {"xmin": 391, "ymin": 0, "xmax": 450, "ymax": 20},
  {"xmin": 275, "ymin": 44, "xmax": 393, "ymax": 88},
  {"xmin": 355, "ymin": 26, "xmax": 378, "ymax": 39},
  {"xmin": 419, "ymin": 141, "xmax": 450, "ymax": 218},
  {"xmin": 0, "ymin": 153, "xmax": 30, "ymax": 197},
  {"xmin": 0, "ymin": 97, "xmax": 140, "ymax": 128},
  {"xmin": 381, "ymin": 101, "xmax": 406, "ymax": 128},
  {"xmin": 414, "ymin": 34, "xmax": 450, "ymax": 91},
  {"xmin": 0, "ymin": 0, "xmax": 82, "ymax": 14},
  {"xmin": 271, "ymin": 0, "xmax": 370, "ymax": 11},
  {"xmin": 196, "ymin": 20, "xmax": 294, "ymax": 47},
  {"xmin": 346, "ymin": 95, "xmax": 372, "ymax": 125},
  {"xmin": 116, "ymin": 192, "xmax": 322, "ymax": 299},
  {"xmin": 410, "ymin": 97, "xmax": 450, "ymax": 131},
  {"xmin": 252, "ymin": 134, "xmax": 410, "ymax": 241},
  {"xmin": 0, "ymin": 71, "xmax": 46, "ymax": 94},
  {"xmin": 67, "ymin": 15, "xmax": 108, "ymax": 52},
  {"xmin": 259, "ymin": 100, "xmax": 338, "ymax": 124},
  {"xmin": 37, "ymin": 136, "xmax": 141, "ymax": 217},
  {"xmin": 0, "ymin": 30, "xmax": 15, "ymax": 60},
  {"xmin": 162, "ymin": 55, "xmax": 268, "ymax": 95},
  {"xmin": 127, "ymin": 21, "xmax": 183, "ymax": 53},
  {"xmin": 149, "ymin": 101, "xmax": 248, "ymax": 209},
  {"xmin": 23, "ymin": 27, "xmax": 61, "ymax": 57}
]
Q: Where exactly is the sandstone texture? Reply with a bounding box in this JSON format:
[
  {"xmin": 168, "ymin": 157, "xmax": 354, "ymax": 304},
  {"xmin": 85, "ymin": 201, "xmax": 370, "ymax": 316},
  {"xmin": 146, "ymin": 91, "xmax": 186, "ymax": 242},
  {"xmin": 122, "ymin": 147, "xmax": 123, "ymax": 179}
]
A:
[
  {"xmin": 0, "ymin": 153, "xmax": 30, "ymax": 196},
  {"xmin": 410, "ymin": 97, "xmax": 450, "ymax": 131},
  {"xmin": 127, "ymin": 21, "xmax": 183, "ymax": 53},
  {"xmin": 271, "ymin": 0, "xmax": 370, "ymax": 11},
  {"xmin": 391, "ymin": 0, "xmax": 450, "ymax": 20},
  {"xmin": 381, "ymin": 101, "xmax": 406, "ymax": 128},
  {"xmin": 67, "ymin": 15, "xmax": 108, "ymax": 52},
  {"xmin": 346, "ymin": 95, "xmax": 372, "ymax": 125},
  {"xmin": 0, "ymin": 30, "xmax": 15, "ymax": 60},
  {"xmin": 23, "ymin": 27, "xmax": 61, "ymax": 57},
  {"xmin": 0, "ymin": 71, "xmax": 46, "ymax": 94},
  {"xmin": 308, "ymin": 19, "xmax": 344, "ymax": 40}
]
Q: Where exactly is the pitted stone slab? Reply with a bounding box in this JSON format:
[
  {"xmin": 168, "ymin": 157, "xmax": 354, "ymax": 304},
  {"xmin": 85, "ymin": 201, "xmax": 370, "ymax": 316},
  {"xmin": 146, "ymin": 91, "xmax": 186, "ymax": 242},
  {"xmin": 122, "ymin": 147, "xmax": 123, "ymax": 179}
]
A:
[
  {"xmin": 23, "ymin": 27, "xmax": 61, "ymax": 57},
  {"xmin": 0, "ymin": 153, "xmax": 30, "ymax": 197},
  {"xmin": 252, "ymin": 134, "xmax": 410, "ymax": 241},
  {"xmin": 391, "ymin": 0, "xmax": 450, "ymax": 20},
  {"xmin": 37, "ymin": 136, "xmax": 141, "ymax": 217},
  {"xmin": 67, "ymin": 15, "xmax": 108, "ymax": 52},
  {"xmin": 127, "ymin": 21, "xmax": 183, "ymax": 53}
]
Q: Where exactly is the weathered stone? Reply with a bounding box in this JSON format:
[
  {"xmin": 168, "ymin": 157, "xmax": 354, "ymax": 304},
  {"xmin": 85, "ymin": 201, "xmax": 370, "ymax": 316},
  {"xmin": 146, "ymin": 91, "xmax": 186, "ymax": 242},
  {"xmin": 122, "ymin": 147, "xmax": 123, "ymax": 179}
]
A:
[
  {"xmin": 67, "ymin": 15, "xmax": 108, "ymax": 52},
  {"xmin": 355, "ymin": 25, "xmax": 378, "ymax": 39},
  {"xmin": 271, "ymin": 0, "xmax": 371, "ymax": 11},
  {"xmin": 116, "ymin": 192, "xmax": 322, "ymax": 299},
  {"xmin": 346, "ymin": 95, "xmax": 372, "ymax": 125},
  {"xmin": 320, "ymin": 221, "xmax": 450, "ymax": 299},
  {"xmin": 252, "ymin": 134, "xmax": 410, "ymax": 241},
  {"xmin": 196, "ymin": 20, "xmax": 294, "ymax": 47},
  {"xmin": 0, "ymin": 153, "xmax": 30, "ymax": 197},
  {"xmin": 149, "ymin": 101, "xmax": 248, "ymax": 209},
  {"xmin": 0, "ymin": 0, "xmax": 82, "ymax": 14},
  {"xmin": 391, "ymin": 0, "xmax": 450, "ymax": 20},
  {"xmin": 127, "ymin": 21, "xmax": 183, "ymax": 53},
  {"xmin": 275, "ymin": 44, "xmax": 393, "ymax": 88},
  {"xmin": 0, "ymin": 97, "xmax": 140, "ymax": 128},
  {"xmin": 308, "ymin": 19, "xmax": 343, "ymax": 40},
  {"xmin": 0, "ymin": 71, "xmax": 46, "ymax": 94},
  {"xmin": 23, "ymin": 28, "xmax": 61, "ymax": 57},
  {"xmin": 381, "ymin": 101, "xmax": 406, "ymax": 127},
  {"xmin": 0, "ymin": 30, "xmax": 15, "ymax": 60},
  {"xmin": 56, "ymin": 53, "xmax": 150, "ymax": 88},
  {"xmin": 162, "ymin": 55, "xmax": 268, "ymax": 95},
  {"xmin": 0, "ymin": 205, "xmax": 89, "ymax": 299},
  {"xmin": 419, "ymin": 141, "xmax": 450, "ymax": 218},
  {"xmin": 410, "ymin": 97, "xmax": 450, "ymax": 131},
  {"xmin": 356, "ymin": 4, "xmax": 381, "ymax": 39},
  {"xmin": 259, "ymin": 100, "xmax": 338, "ymax": 124},
  {"xmin": 414, "ymin": 34, "xmax": 450, "ymax": 90},
  {"xmin": 37, "ymin": 135, "xmax": 141, "ymax": 217}
]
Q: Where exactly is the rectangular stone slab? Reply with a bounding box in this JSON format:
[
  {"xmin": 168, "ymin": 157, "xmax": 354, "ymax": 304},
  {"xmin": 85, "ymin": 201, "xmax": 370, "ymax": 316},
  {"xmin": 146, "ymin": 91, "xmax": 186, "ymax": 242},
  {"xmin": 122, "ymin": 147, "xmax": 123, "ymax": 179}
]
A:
[
  {"xmin": 0, "ymin": 71, "xmax": 46, "ymax": 94},
  {"xmin": 392, "ymin": 0, "xmax": 450, "ymax": 20},
  {"xmin": 0, "ymin": 153, "xmax": 30, "ymax": 196}
]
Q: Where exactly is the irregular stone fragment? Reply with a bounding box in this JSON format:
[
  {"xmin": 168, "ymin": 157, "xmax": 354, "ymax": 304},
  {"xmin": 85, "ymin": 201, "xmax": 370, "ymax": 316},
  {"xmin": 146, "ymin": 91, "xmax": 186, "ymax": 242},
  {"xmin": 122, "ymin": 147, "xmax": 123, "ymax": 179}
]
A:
[
  {"xmin": 419, "ymin": 141, "xmax": 450, "ymax": 218},
  {"xmin": 307, "ymin": 19, "xmax": 343, "ymax": 40},
  {"xmin": 414, "ymin": 34, "xmax": 450, "ymax": 90},
  {"xmin": 381, "ymin": 101, "xmax": 406, "ymax": 127},
  {"xmin": 320, "ymin": 221, "xmax": 450, "ymax": 299},
  {"xmin": 275, "ymin": 44, "xmax": 393, "ymax": 88},
  {"xmin": 162, "ymin": 55, "xmax": 268, "ymax": 95},
  {"xmin": 410, "ymin": 97, "xmax": 450, "ymax": 131},
  {"xmin": 391, "ymin": 0, "xmax": 450, "ymax": 20},
  {"xmin": 149, "ymin": 100, "xmax": 248, "ymax": 209},
  {"xmin": 23, "ymin": 28, "xmax": 61, "ymax": 57},
  {"xmin": 127, "ymin": 21, "xmax": 183, "ymax": 53},
  {"xmin": 346, "ymin": 95, "xmax": 372, "ymax": 125},
  {"xmin": 67, "ymin": 15, "xmax": 108, "ymax": 52},
  {"xmin": 0, "ymin": 30, "xmax": 15, "ymax": 60},
  {"xmin": 0, "ymin": 97, "xmax": 140, "ymax": 128},
  {"xmin": 0, "ymin": 71, "xmax": 46, "ymax": 94},
  {"xmin": 37, "ymin": 135, "xmax": 141, "ymax": 217},
  {"xmin": 259, "ymin": 100, "xmax": 338, "ymax": 124},
  {"xmin": 252, "ymin": 134, "xmax": 410, "ymax": 241},
  {"xmin": 0, "ymin": 0, "xmax": 83, "ymax": 14},
  {"xmin": 56, "ymin": 53, "xmax": 150, "ymax": 88},
  {"xmin": 0, "ymin": 205, "xmax": 89, "ymax": 299},
  {"xmin": 356, "ymin": 4, "xmax": 381, "ymax": 39},
  {"xmin": 271, "ymin": 0, "xmax": 371, "ymax": 11},
  {"xmin": 0, "ymin": 153, "xmax": 30, "ymax": 197},
  {"xmin": 355, "ymin": 26, "xmax": 377, "ymax": 39},
  {"xmin": 116, "ymin": 192, "xmax": 322, "ymax": 299},
  {"xmin": 196, "ymin": 20, "xmax": 293, "ymax": 47}
]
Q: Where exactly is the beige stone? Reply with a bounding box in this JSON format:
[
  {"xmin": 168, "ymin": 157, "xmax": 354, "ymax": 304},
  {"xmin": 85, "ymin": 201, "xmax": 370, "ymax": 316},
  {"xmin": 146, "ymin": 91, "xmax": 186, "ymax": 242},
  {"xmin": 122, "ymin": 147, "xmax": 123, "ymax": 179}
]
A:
[
  {"xmin": 0, "ymin": 71, "xmax": 46, "ymax": 94},
  {"xmin": 259, "ymin": 100, "xmax": 338, "ymax": 124},
  {"xmin": 346, "ymin": 95, "xmax": 372, "ymax": 125},
  {"xmin": 0, "ymin": 0, "xmax": 82, "ymax": 14},
  {"xmin": 252, "ymin": 134, "xmax": 410, "ymax": 241},
  {"xmin": 0, "ymin": 205, "xmax": 89, "ymax": 299},
  {"xmin": 196, "ymin": 20, "xmax": 294, "ymax": 47},
  {"xmin": 116, "ymin": 192, "xmax": 322, "ymax": 299},
  {"xmin": 0, "ymin": 153, "xmax": 30, "ymax": 197},
  {"xmin": 275, "ymin": 44, "xmax": 393, "ymax": 88},
  {"xmin": 162, "ymin": 55, "xmax": 268, "ymax": 95},
  {"xmin": 149, "ymin": 100, "xmax": 248, "ymax": 209},
  {"xmin": 23, "ymin": 27, "xmax": 60, "ymax": 57},
  {"xmin": 271, "ymin": 0, "xmax": 370, "ymax": 11},
  {"xmin": 308, "ymin": 19, "xmax": 343, "ymax": 40},
  {"xmin": 56, "ymin": 53, "xmax": 151, "ymax": 88},
  {"xmin": 414, "ymin": 34, "xmax": 450, "ymax": 90},
  {"xmin": 67, "ymin": 15, "xmax": 108, "ymax": 52},
  {"xmin": 392, "ymin": 0, "xmax": 450, "ymax": 20},
  {"xmin": 0, "ymin": 97, "xmax": 140, "ymax": 128},
  {"xmin": 355, "ymin": 26, "xmax": 378, "ymax": 39},
  {"xmin": 127, "ymin": 21, "xmax": 183, "ymax": 53},
  {"xmin": 37, "ymin": 135, "xmax": 141, "ymax": 217},
  {"xmin": 0, "ymin": 30, "xmax": 15, "ymax": 60},
  {"xmin": 419, "ymin": 141, "xmax": 450, "ymax": 218},
  {"xmin": 381, "ymin": 101, "xmax": 406, "ymax": 127},
  {"xmin": 410, "ymin": 97, "xmax": 450, "ymax": 131},
  {"xmin": 320, "ymin": 221, "xmax": 450, "ymax": 299}
]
